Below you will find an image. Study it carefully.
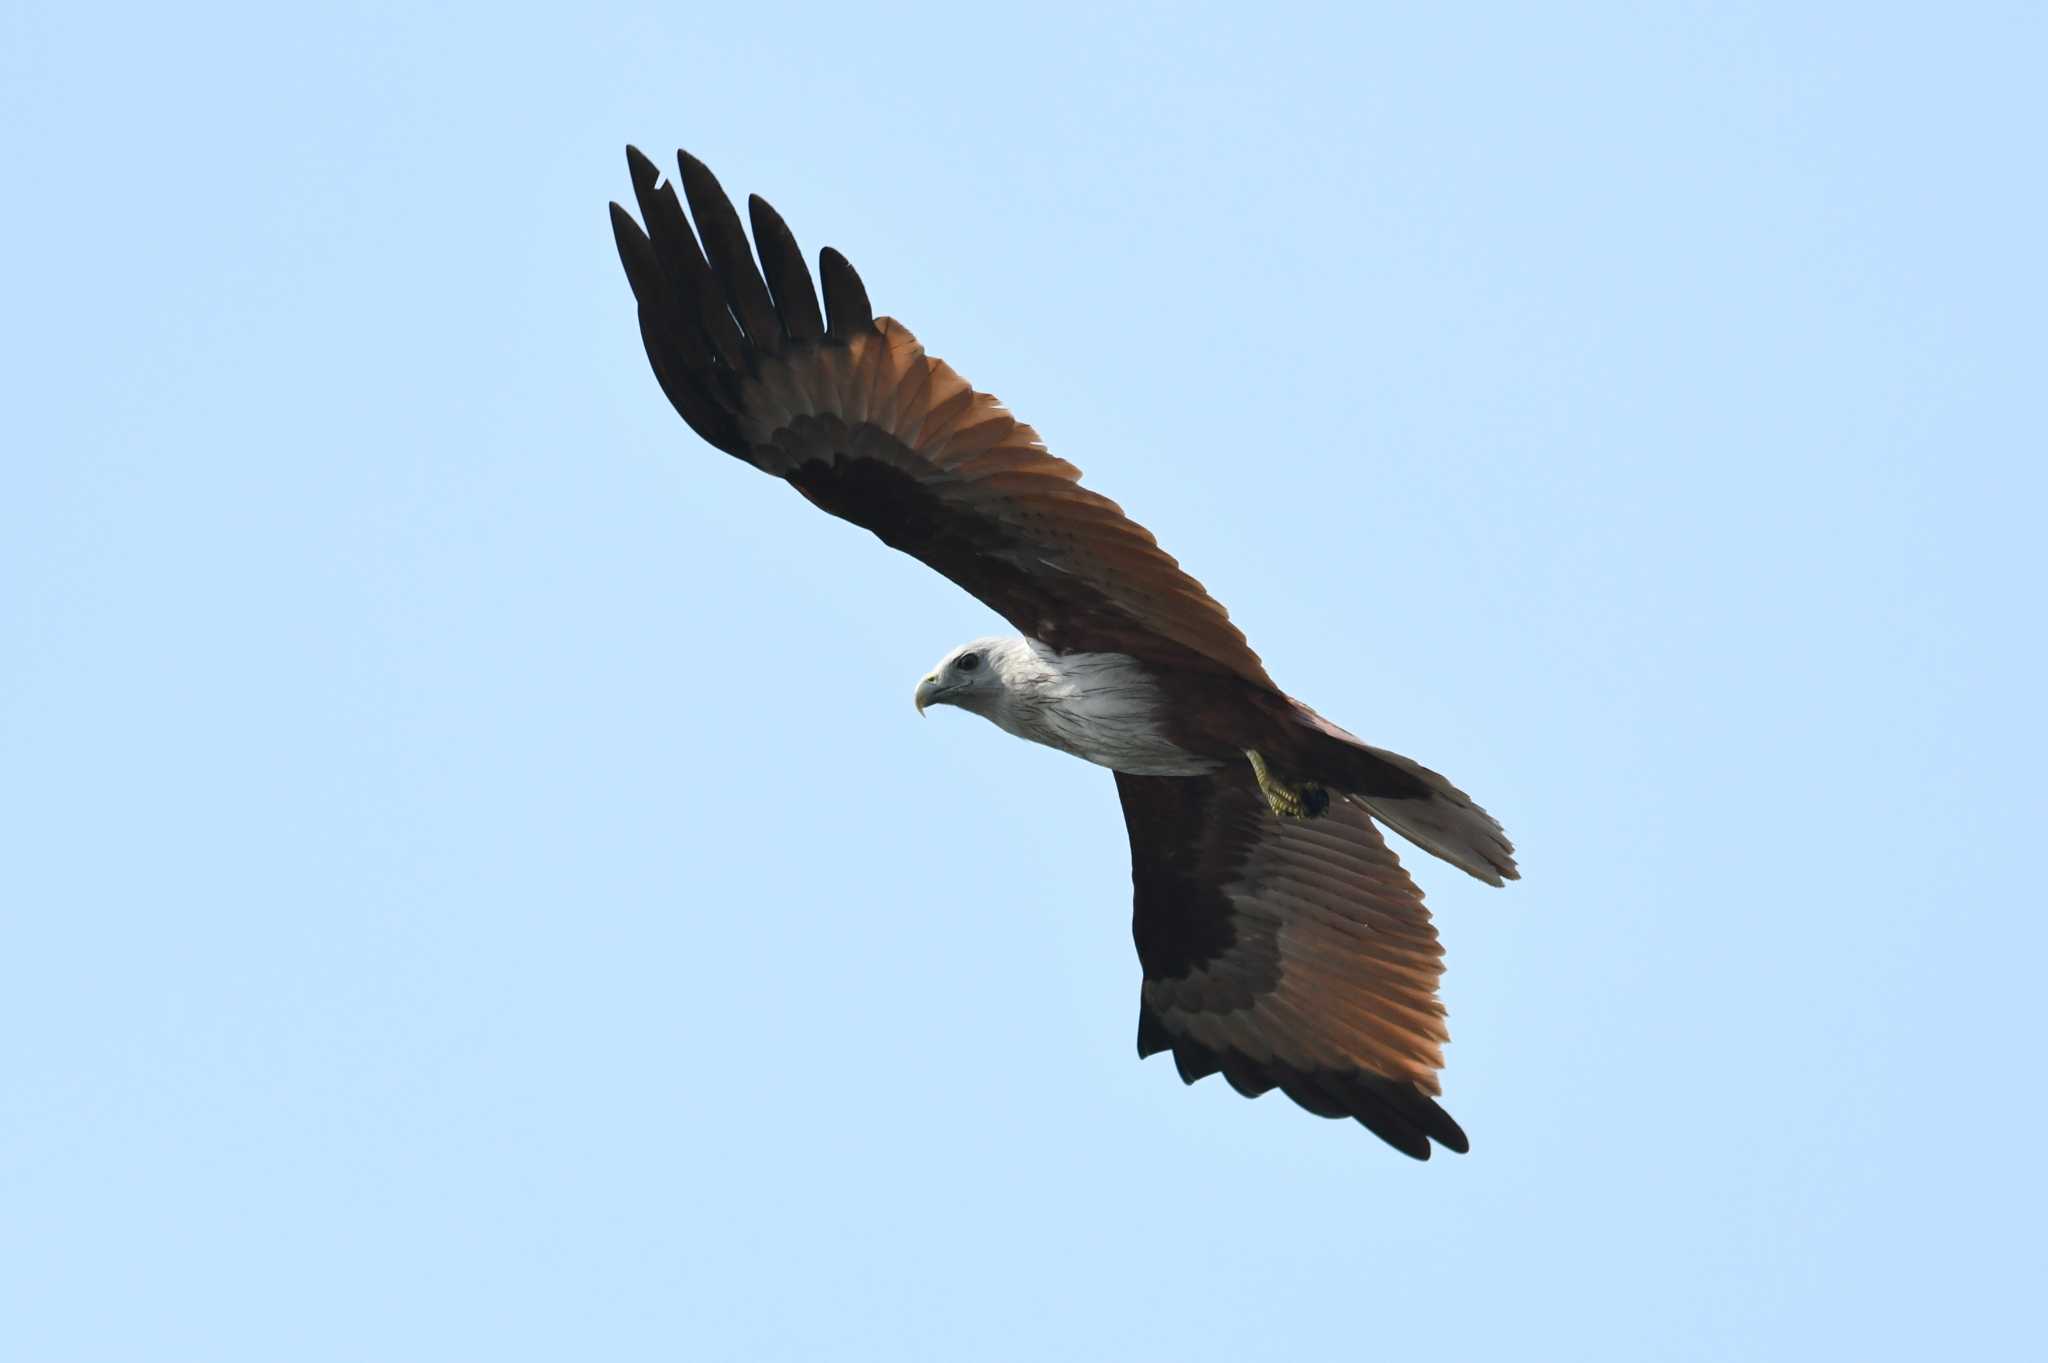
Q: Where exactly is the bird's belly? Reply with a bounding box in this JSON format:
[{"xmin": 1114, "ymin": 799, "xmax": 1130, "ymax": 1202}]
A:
[
  {"xmin": 1049, "ymin": 725, "xmax": 1224, "ymax": 777},
  {"xmin": 1004, "ymin": 649, "xmax": 1228, "ymax": 777}
]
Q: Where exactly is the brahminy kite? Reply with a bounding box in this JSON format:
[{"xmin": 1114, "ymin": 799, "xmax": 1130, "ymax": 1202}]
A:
[{"xmin": 609, "ymin": 148, "xmax": 1518, "ymax": 1158}]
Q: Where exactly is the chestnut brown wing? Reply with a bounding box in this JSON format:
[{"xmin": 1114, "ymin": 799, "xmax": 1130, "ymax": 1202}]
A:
[
  {"xmin": 609, "ymin": 147, "xmax": 1274, "ymax": 686},
  {"xmin": 1116, "ymin": 769, "xmax": 1468, "ymax": 1158}
]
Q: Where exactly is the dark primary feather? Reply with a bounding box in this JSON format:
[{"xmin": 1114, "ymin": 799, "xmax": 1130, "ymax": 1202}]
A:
[
  {"xmin": 818, "ymin": 247, "xmax": 872, "ymax": 339},
  {"xmin": 746, "ymin": 194, "xmax": 825, "ymax": 344},
  {"xmin": 1117, "ymin": 769, "xmax": 1469, "ymax": 1159},
  {"xmin": 676, "ymin": 151, "xmax": 780, "ymax": 352},
  {"xmin": 624, "ymin": 149, "xmax": 748, "ymax": 375},
  {"xmin": 607, "ymin": 146, "xmax": 1276, "ymax": 688}
]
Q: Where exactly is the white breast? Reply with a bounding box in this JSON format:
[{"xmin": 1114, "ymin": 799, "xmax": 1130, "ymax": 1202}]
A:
[{"xmin": 994, "ymin": 642, "xmax": 1224, "ymax": 777}]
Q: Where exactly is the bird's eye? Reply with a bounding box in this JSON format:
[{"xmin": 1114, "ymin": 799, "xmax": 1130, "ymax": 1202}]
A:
[{"xmin": 955, "ymin": 652, "xmax": 981, "ymax": 673}]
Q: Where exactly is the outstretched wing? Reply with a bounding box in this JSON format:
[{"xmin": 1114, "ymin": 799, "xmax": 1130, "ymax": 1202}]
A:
[
  {"xmin": 1115, "ymin": 770, "xmax": 1469, "ymax": 1159},
  {"xmin": 609, "ymin": 147, "xmax": 1274, "ymax": 688}
]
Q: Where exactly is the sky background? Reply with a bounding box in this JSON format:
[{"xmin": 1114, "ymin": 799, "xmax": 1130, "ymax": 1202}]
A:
[{"xmin": 4, "ymin": 2, "xmax": 2043, "ymax": 1358}]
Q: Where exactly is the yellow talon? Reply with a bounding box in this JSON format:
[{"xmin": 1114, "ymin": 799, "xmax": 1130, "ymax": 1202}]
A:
[{"xmin": 1245, "ymin": 750, "xmax": 1328, "ymax": 820}]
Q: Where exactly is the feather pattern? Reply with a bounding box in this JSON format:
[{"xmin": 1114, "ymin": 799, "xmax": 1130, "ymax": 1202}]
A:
[
  {"xmin": 1116, "ymin": 768, "xmax": 1469, "ymax": 1159},
  {"xmin": 608, "ymin": 147, "xmax": 1274, "ymax": 687}
]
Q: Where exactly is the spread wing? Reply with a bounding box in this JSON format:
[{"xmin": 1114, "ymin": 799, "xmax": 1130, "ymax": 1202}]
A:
[
  {"xmin": 608, "ymin": 147, "xmax": 1274, "ymax": 688},
  {"xmin": 1116, "ymin": 770, "xmax": 1469, "ymax": 1158}
]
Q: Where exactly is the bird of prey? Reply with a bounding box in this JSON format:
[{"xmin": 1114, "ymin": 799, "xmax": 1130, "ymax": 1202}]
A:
[{"xmin": 609, "ymin": 147, "xmax": 1518, "ymax": 1159}]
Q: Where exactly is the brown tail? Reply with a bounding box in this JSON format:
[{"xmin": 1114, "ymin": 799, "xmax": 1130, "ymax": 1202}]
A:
[{"xmin": 1289, "ymin": 705, "xmax": 1519, "ymax": 886}]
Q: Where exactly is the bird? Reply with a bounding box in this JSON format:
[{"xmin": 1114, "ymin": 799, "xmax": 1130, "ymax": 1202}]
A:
[{"xmin": 608, "ymin": 147, "xmax": 1518, "ymax": 1159}]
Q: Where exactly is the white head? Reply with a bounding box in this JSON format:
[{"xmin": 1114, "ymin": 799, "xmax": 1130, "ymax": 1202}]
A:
[
  {"xmin": 908, "ymin": 634, "xmax": 1203, "ymax": 775},
  {"xmin": 912, "ymin": 636, "xmax": 1040, "ymax": 722}
]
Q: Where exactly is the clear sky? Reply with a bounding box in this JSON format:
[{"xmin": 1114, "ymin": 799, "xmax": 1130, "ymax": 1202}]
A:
[{"xmin": 4, "ymin": 3, "xmax": 2042, "ymax": 1358}]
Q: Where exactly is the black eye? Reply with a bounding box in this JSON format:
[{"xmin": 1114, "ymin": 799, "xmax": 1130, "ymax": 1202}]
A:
[{"xmin": 955, "ymin": 652, "xmax": 981, "ymax": 673}]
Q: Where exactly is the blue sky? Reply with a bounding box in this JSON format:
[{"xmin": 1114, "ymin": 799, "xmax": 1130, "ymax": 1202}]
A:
[{"xmin": 4, "ymin": 2, "xmax": 2042, "ymax": 1358}]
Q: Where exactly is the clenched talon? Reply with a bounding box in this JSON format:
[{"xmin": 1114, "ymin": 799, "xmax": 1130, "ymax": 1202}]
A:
[{"xmin": 1245, "ymin": 750, "xmax": 1330, "ymax": 821}]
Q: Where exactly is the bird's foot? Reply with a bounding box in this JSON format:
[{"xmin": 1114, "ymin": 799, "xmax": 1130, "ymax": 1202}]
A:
[{"xmin": 1245, "ymin": 750, "xmax": 1329, "ymax": 821}]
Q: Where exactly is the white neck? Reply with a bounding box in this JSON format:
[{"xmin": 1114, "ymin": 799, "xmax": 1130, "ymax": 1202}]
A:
[{"xmin": 983, "ymin": 639, "xmax": 1221, "ymax": 777}]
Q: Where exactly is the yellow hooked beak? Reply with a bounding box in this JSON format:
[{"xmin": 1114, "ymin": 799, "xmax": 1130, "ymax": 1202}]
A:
[{"xmin": 914, "ymin": 674, "xmax": 941, "ymax": 717}]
